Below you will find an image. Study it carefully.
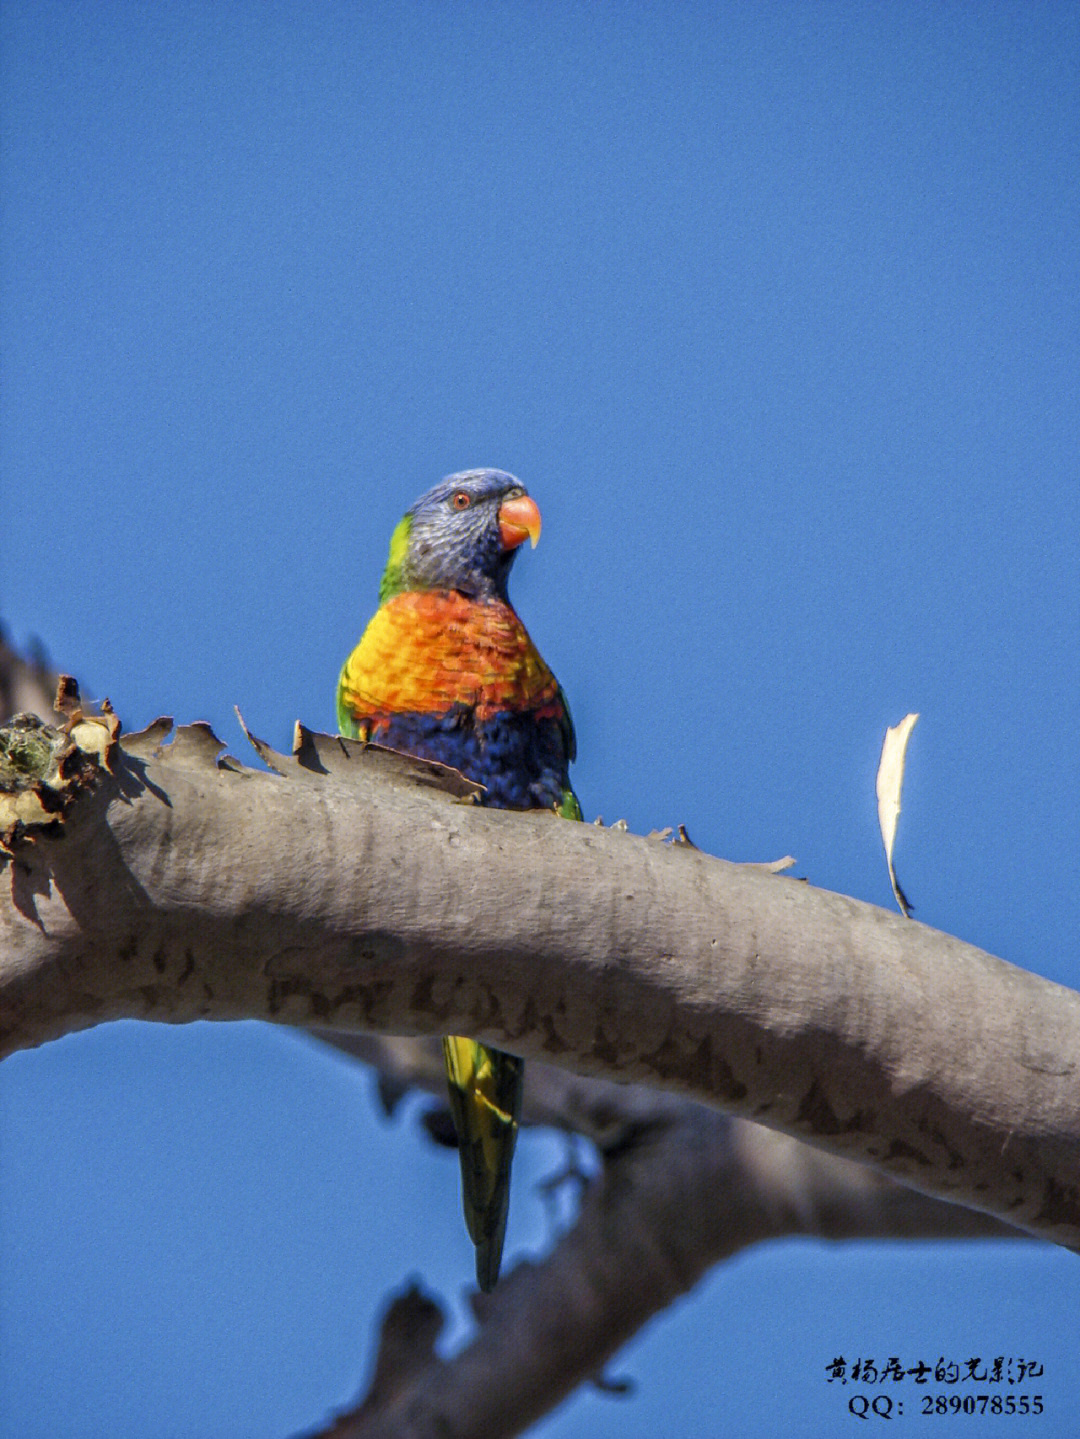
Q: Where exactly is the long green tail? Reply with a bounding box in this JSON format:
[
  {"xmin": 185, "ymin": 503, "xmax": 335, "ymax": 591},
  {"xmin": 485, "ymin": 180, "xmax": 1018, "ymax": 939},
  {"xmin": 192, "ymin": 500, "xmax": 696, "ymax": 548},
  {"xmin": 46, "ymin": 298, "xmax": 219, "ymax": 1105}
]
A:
[
  {"xmin": 442, "ymin": 1035, "xmax": 524, "ymax": 1292},
  {"xmin": 442, "ymin": 785, "xmax": 578, "ymax": 1291}
]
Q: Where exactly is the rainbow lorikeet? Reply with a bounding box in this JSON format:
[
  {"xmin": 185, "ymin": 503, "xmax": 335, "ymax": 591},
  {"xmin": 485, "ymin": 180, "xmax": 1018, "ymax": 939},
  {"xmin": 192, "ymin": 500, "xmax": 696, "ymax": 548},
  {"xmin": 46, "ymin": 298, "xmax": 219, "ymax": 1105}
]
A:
[{"xmin": 337, "ymin": 469, "xmax": 580, "ymax": 1291}]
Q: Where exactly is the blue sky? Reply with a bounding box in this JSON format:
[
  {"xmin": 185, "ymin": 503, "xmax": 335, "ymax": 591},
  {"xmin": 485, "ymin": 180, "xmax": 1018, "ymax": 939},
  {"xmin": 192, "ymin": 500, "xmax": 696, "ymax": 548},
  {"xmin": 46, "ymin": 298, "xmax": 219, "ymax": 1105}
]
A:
[{"xmin": 2, "ymin": 2, "xmax": 1078, "ymax": 1435}]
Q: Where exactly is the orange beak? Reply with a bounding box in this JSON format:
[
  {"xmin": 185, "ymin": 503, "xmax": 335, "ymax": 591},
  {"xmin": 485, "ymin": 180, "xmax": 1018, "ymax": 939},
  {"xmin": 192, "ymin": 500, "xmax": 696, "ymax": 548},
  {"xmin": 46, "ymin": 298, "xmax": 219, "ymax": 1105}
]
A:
[{"xmin": 497, "ymin": 493, "xmax": 542, "ymax": 551}]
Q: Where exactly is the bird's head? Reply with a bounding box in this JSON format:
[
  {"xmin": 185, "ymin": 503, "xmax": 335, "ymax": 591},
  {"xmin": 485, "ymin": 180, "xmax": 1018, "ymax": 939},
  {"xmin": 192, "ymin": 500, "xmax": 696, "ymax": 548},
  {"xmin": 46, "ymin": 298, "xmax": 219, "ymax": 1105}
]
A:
[{"xmin": 378, "ymin": 469, "xmax": 542, "ymax": 603}]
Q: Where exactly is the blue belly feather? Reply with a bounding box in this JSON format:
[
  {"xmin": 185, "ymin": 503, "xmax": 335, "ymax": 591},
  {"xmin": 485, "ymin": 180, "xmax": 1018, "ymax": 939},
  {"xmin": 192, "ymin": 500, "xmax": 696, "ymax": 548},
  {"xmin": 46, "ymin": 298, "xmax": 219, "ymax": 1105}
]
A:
[{"xmin": 371, "ymin": 706, "xmax": 569, "ymax": 810}]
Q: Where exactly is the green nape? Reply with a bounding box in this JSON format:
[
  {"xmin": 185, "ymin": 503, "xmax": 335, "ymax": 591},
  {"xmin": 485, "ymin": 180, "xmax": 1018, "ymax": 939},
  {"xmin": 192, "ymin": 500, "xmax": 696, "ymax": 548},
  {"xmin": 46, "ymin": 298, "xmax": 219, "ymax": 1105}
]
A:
[{"xmin": 377, "ymin": 515, "xmax": 413, "ymax": 603}]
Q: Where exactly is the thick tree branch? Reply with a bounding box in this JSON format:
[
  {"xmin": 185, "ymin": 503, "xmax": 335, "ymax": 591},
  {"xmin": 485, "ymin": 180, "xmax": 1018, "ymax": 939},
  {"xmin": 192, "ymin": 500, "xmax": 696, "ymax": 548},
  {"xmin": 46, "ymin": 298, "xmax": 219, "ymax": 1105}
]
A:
[{"xmin": 2, "ymin": 713, "xmax": 1078, "ymax": 1255}]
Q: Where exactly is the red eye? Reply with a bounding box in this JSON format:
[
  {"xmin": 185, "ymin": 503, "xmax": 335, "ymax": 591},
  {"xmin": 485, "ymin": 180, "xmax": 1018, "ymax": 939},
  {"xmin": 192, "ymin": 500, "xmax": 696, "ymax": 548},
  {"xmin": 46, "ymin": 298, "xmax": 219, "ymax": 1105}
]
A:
[{"xmin": 452, "ymin": 491, "xmax": 471, "ymax": 510}]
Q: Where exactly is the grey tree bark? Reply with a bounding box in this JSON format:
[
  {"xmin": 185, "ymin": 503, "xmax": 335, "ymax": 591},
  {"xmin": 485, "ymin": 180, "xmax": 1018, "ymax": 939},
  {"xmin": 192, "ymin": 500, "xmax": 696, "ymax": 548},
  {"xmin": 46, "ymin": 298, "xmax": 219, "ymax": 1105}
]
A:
[{"xmin": 1, "ymin": 654, "xmax": 1076, "ymax": 1437}]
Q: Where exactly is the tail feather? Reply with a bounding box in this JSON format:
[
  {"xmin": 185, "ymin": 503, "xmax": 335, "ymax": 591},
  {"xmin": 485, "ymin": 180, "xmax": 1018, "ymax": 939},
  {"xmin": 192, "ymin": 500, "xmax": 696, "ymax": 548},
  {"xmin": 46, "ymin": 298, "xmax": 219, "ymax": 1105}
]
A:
[{"xmin": 442, "ymin": 1035, "xmax": 524, "ymax": 1292}]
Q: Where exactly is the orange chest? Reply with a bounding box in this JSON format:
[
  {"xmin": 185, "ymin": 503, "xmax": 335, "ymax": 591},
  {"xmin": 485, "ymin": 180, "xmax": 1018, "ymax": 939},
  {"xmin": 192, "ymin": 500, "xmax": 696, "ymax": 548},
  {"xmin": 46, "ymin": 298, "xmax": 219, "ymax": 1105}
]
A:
[{"xmin": 340, "ymin": 591, "xmax": 560, "ymax": 720}]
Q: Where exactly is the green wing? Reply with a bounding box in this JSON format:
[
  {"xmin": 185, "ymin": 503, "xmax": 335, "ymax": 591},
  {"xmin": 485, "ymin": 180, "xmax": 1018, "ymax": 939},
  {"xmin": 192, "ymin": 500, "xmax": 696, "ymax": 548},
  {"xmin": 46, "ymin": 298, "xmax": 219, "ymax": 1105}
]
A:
[
  {"xmin": 442, "ymin": 1036, "xmax": 524, "ymax": 1293},
  {"xmin": 556, "ymin": 785, "xmax": 583, "ymax": 820},
  {"xmin": 335, "ymin": 662, "xmax": 359, "ymax": 738},
  {"xmin": 555, "ymin": 685, "xmax": 582, "ymax": 819}
]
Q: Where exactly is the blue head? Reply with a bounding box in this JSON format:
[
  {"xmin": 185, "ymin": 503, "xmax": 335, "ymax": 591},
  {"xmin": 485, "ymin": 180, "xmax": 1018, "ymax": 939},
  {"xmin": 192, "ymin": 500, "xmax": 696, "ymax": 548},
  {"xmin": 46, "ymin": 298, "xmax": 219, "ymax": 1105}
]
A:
[{"xmin": 379, "ymin": 469, "xmax": 541, "ymax": 603}]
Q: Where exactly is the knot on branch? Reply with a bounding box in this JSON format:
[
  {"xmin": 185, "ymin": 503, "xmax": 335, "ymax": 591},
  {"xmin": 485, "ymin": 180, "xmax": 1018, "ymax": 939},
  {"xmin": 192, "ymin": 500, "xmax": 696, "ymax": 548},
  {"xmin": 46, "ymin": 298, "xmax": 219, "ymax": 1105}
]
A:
[{"xmin": 0, "ymin": 678, "xmax": 119, "ymax": 854}]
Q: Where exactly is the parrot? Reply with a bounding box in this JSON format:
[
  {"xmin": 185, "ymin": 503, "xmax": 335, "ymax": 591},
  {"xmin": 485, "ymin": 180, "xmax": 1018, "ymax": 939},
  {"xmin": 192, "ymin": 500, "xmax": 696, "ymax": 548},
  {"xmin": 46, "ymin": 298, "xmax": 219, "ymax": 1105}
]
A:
[{"xmin": 336, "ymin": 469, "xmax": 580, "ymax": 1291}]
